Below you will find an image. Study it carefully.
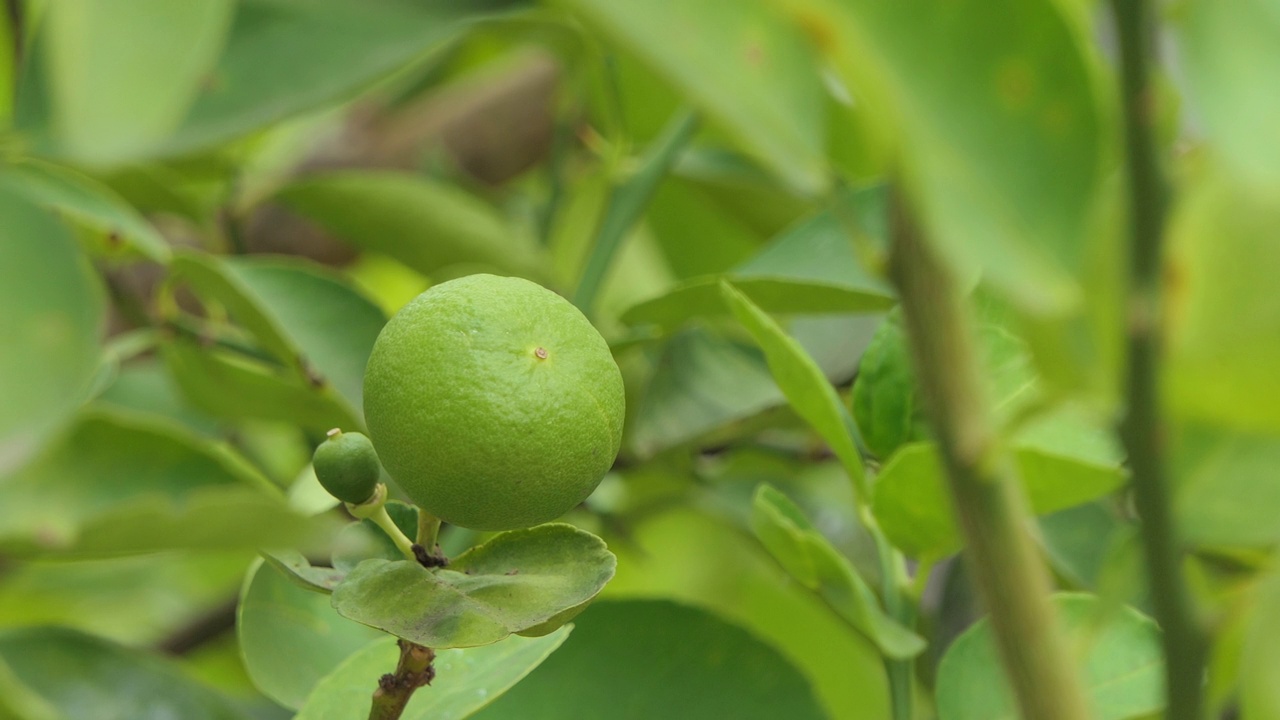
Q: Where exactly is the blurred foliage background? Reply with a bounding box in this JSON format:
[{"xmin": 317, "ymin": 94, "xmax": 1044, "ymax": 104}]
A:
[{"xmin": 1, "ymin": 0, "xmax": 1279, "ymax": 718}]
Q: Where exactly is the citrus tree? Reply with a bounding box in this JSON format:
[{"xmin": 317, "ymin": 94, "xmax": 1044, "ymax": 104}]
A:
[{"xmin": 2, "ymin": 0, "xmax": 1278, "ymax": 719}]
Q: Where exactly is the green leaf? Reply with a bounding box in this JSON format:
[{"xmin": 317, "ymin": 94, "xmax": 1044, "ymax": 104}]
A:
[
  {"xmin": 332, "ymin": 524, "xmax": 615, "ymax": 648},
  {"xmin": 161, "ymin": 338, "xmax": 358, "ymax": 433},
  {"xmin": 0, "ymin": 190, "xmax": 104, "ymax": 476},
  {"xmin": 296, "ymin": 627, "xmax": 572, "ymax": 720},
  {"xmin": 274, "ymin": 171, "xmax": 547, "ymax": 281},
  {"xmin": 628, "ymin": 327, "xmax": 781, "ymax": 457},
  {"xmin": 1177, "ymin": 0, "xmax": 1280, "ymax": 193},
  {"xmin": 1165, "ymin": 170, "xmax": 1280, "ymax": 435},
  {"xmin": 169, "ymin": 253, "xmax": 385, "ymax": 426},
  {"xmin": 874, "ymin": 434, "xmax": 1125, "ymax": 559},
  {"xmin": 0, "ymin": 161, "xmax": 169, "ymax": 262},
  {"xmin": 622, "ymin": 190, "xmax": 894, "ymax": 331},
  {"xmin": 851, "ymin": 311, "xmax": 929, "ymax": 460},
  {"xmin": 0, "ymin": 656, "xmax": 60, "ymax": 720},
  {"xmin": 1242, "ymin": 564, "xmax": 1280, "ymax": 719},
  {"xmin": 751, "ymin": 485, "xmax": 924, "ymax": 658},
  {"xmin": 474, "ymin": 599, "xmax": 826, "ymax": 720},
  {"xmin": 0, "ymin": 408, "xmax": 326, "ymax": 555},
  {"xmin": 38, "ymin": 0, "xmax": 233, "ymax": 165},
  {"xmin": 1173, "ymin": 424, "xmax": 1280, "ymax": 549},
  {"xmin": 561, "ymin": 0, "xmax": 828, "ymax": 194},
  {"xmin": 799, "ymin": 0, "xmax": 1104, "ymax": 312},
  {"xmin": 721, "ymin": 282, "xmax": 866, "ymax": 490},
  {"xmin": 0, "ymin": 627, "xmax": 247, "ymax": 720},
  {"xmin": 936, "ymin": 594, "xmax": 1164, "ymax": 720},
  {"xmin": 237, "ymin": 559, "xmax": 383, "ymax": 710},
  {"xmin": 260, "ymin": 550, "xmax": 347, "ymax": 594},
  {"xmin": 173, "ymin": 0, "xmax": 526, "ymax": 153}
]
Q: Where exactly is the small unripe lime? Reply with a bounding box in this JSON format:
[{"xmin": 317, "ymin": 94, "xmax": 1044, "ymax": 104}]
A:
[
  {"xmin": 313, "ymin": 430, "xmax": 382, "ymax": 504},
  {"xmin": 363, "ymin": 274, "xmax": 625, "ymax": 530}
]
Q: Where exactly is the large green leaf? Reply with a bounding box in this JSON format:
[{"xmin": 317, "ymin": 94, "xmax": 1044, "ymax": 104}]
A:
[
  {"xmin": 561, "ymin": 0, "xmax": 827, "ymax": 194},
  {"xmin": 1177, "ymin": 0, "xmax": 1280, "ymax": 193},
  {"xmin": 0, "ymin": 656, "xmax": 59, "ymax": 720},
  {"xmin": 936, "ymin": 594, "xmax": 1164, "ymax": 720},
  {"xmin": 37, "ymin": 0, "xmax": 233, "ymax": 165},
  {"xmin": 274, "ymin": 171, "xmax": 547, "ymax": 281},
  {"xmin": 475, "ymin": 600, "xmax": 826, "ymax": 720},
  {"xmin": 0, "ymin": 191, "xmax": 104, "ymax": 476},
  {"xmin": 794, "ymin": 0, "xmax": 1105, "ymax": 312},
  {"xmin": 0, "ymin": 627, "xmax": 246, "ymax": 720},
  {"xmin": 752, "ymin": 485, "xmax": 923, "ymax": 658},
  {"xmin": 1165, "ymin": 170, "xmax": 1280, "ymax": 434},
  {"xmin": 722, "ymin": 283, "xmax": 865, "ymax": 488},
  {"xmin": 295, "ymin": 628, "xmax": 572, "ymax": 720},
  {"xmin": 0, "ymin": 161, "xmax": 169, "ymax": 261},
  {"xmin": 237, "ymin": 560, "xmax": 383, "ymax": 710},
  {"xmin": 622, "ymin": 189, "xmax": 894, "ymax": 331},
  {"xmin": 0, "ymin": 408, "xmax": 325, "ymax": 555},
  {"xmin": 169, "ymin": 253, "xmax": 385, "ymax": 426},
  {"xmin": 1172, "ymin": 424, "xmax": 1280, "ymax": 549},
  {"xmin": 874, "ymin": 424, "xmax": 1125, "ymax": 560},
  {"xmin": 332, "ymin": 524, "xmax": 615, "ymax": 648}
]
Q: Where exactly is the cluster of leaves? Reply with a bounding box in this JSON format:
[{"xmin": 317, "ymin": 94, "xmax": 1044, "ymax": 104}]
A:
[{"xmin": 2, "ymin": 0, "xmax": 1279, "ymax": 719}]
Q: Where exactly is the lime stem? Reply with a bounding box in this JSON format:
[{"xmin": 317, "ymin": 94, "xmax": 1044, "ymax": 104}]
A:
[
  {"xmin": 368, "ymin": 506, "xmax": 417, "ymax": 562},
  {"xmin": 417, "ymin": 510, "xmax": 442, "ymax": 553}
]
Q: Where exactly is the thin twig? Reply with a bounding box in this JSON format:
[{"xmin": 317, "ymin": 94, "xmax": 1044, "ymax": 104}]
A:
[
  {"xmin": 1110, "ymin": 0, "xmax": 1206, "ymax": 717},
  {"xmin": 887, "ymin": 190, "xmax": 1091, "ymax": 720},
  {"xmin": 368, "ymin": 639, "xmax": 436, "ymax": 720}
]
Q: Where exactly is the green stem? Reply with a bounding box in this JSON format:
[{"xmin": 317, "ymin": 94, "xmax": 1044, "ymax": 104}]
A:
[
  {"xmin": 367, "ymin": 639, "xmax": 435, "ymax": 720},
  {"xmin": 416, "ymin": 509, "xmax": 441, "ymax": 553},
  {"xmin": 367, "ymin": 505, "xmax": 417, "ymax": 562},
  {"xmin": 887, "ymin": 190, "xmax": 1091, "ymax": 720},
  {"xmin": 874, "ymin": 532, "xmax": 913, "ymax": 720},
  {"xmin": 571, "ymin": 108, "xmax": 699, "ymax": 313},
  {"xmin": 1109, "ymin": 0, "xmax": 1205, "ymax": 717}
]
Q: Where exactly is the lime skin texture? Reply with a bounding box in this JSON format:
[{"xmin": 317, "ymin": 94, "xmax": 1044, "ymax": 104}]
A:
[
  {"xmin": 363, "ymin": 274, "xmax": 625, "ymax": 531},
  {"xmin": 312, "ymin": 430, "xmax": 382, "ymax": 505}
]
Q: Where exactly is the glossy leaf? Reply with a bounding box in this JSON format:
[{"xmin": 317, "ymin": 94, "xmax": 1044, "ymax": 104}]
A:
[
  {"xmin": 1177, "ymin": 0, "xmax": 1280, "ymax": 192},
  {"xmin": 1165, "ymin": 170, "xmax": 1280, "ymax": 435},
  {"xmin": 260, "ymin": 550, "xmax": 347, "ymax": 594},
  {"xmin": 332, "ymin": 524, "xmax": 615, "ymax": 648},
  {"xmin": 474, "ymin": 600, "xmax": 826, "ymax": 720},
  {"xmin": 795, "ymin": 0, "xmax": 1104, "ymax": 312},
  {"xmin": 722, "ymin": 282, "xmax": 865, "ymax": 488},
  {"xmin": 622, "ymin": 191, "xmax": 894, "ymax": 330},
  {"xmin": 160, "ymin": 0, "xmax": 523, "ymax": 155},
  {"xmin": 752, "ymin": 485, "xmax": 924, "ymax": 658},
  {"xmin": 0, "ymin": 161, "xmax": 168, "ymax": 261},
  {"xmin": 275, "ymin": 171, "xmax": 547, "ymax": 280},
  {"xmin": 0, "ymin": 191, "xmax": 104, "ymax": 476},
  {"xmin": 295, "ymin": 627, "xmax": 572, "ymax": 720},
  {"xmin": 874, "ymin": 434, "xmax": 1125, "ymax": 559},
  {"xmin": 169, "ymin": 253, "xmax": 385, "ymax": 425},
  {"xmin": 39, "ymin": 0, "xmax": 233, "ymax": 164},
  {"xmin": 0, "ymin": 408, "xmax": 324, "ymax": 555},
  {"xmin": 1173, "ymin": 424, "xmax": 1280, "ymax": 549},
  {"xmin": 936, "ymin": 594, "xmax": 1164, "ymax": 720},
  {"xmin": 561, "ymin": 0, "xmax": 827, "ymax": 193},
  {"xmin": 0, "ymin": 627, "xmax": 246, "ymax": 720},
  {"xmin": 237, "ymin": 560, "xmax": 382, "ymax": 710}
]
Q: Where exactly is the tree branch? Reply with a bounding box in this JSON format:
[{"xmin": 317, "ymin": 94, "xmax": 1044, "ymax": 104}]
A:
[
  {"xmin": 368, "ymin": 639, "xmax": 436, "ymax": 720},
  {"xmin": 887, "ymin": 190, "xmax": 1091, "ymax": 720},
  {"xmin": 1110, "ymin": 0, "xmax": 1206, "ymax": 717}
]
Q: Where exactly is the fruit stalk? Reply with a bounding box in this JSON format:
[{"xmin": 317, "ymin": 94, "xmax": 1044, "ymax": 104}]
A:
[
  {"xmin": 1110, "ymin": 0, "xmax": 1206, "ymax": 716},
  {"xmin": 886, "ymin": 190, "xmax": 1092, "ymax": 720},
  {"xmin": 367, "ymin": 639, "xmax": 435, "ymax": 720}
]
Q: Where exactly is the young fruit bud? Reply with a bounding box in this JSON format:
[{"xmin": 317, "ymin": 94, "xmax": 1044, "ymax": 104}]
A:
[{"xmin": 313, "ymin": 429, "xmax": 382, "ymax": 505}]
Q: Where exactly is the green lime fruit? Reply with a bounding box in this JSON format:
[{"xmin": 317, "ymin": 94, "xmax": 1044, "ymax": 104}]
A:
[
  {"xmin": 363, "ymin": 274, "xmax": 625, "ymax": 530},
  {"xmin": 313, "ymin": 430, "xmax": 382, "ymax": 504}
]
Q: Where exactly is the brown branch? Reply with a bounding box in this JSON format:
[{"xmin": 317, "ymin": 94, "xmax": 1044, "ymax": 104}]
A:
[{"xmin": 368, "ymin": 640, "xmax": 436, "ymax": 720}]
